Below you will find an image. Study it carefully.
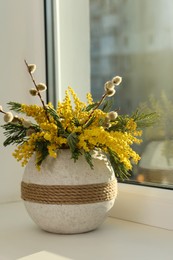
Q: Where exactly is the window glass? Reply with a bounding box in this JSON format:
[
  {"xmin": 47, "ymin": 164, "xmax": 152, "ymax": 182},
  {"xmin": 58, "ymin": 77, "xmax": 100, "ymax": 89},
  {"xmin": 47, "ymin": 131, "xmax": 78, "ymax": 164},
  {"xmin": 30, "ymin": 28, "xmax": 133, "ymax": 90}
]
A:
[{"xmin": 90, "ymin": 0, "xmax": 173, "ymax": 189}]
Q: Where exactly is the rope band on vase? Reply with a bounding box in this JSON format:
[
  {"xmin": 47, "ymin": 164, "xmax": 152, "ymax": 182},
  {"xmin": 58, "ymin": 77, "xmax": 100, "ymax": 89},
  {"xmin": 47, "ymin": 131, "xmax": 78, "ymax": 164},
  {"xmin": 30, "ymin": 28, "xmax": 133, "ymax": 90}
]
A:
[{"xmin": 21, "ymin": 179, "xmax": 117, "ymax": 205}]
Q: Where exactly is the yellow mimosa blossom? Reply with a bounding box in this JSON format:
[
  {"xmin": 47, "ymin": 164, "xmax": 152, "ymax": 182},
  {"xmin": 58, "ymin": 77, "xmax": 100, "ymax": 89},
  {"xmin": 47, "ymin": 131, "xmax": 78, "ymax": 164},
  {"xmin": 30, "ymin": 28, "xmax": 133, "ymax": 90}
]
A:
[
  {"xmin": 57, "ymin": 89, "xmax": 74, "ymax": 130},
  {"xmin": 47, "ymin": 144, "xmax": 57, "ymax": 158},
  {"xmin": 78, "ymin": 127, "xmax": 142, "ymax": 170},
  {"xmin": 13, "ymin": 132, "xmax": 44, "ymax": 166},
  {"xmin": 86, "ymin": 92, "xmax": 93, "ymax": 105},
  {"xmin": 126, "ymin": 118, "xmax": 137, "ymax": 131},
  {"xmin": 68, "ymin": 87, "xmax": 86, "ymax": 111},
  {"xmin": 21, "ymin": 104, "xmax": 48, "ymax": 124}
]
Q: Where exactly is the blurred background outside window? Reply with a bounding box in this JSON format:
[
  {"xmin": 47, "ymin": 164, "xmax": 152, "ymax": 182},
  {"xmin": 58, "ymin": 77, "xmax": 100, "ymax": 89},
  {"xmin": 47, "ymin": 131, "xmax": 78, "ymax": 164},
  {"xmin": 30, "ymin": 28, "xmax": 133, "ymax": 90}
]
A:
[{"xmin": 90, "ymin": 0, "xmax": 173, "ymax": 189}]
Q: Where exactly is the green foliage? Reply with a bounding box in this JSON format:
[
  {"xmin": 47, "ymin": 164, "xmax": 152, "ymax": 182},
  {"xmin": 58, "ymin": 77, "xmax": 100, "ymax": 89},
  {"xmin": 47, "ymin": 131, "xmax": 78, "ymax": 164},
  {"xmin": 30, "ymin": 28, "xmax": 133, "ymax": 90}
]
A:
[
  {"xmin": 7, "ymin": 102, "xmax": 23, "ymax": 113},
  {"xmin": 1, "ymin": 123, "xmax": 27, "ymax": 146},
  {"xmin": 72, "ymin": 117, "xmax": 81, "ymax": 127},
  {"xmin": 132, "ymin": 109, "xmax": 159, "ymax": 129},
  {"xmin": 35, "ymin": 139, "xmax": 49, "ymax": 166},
  {"xmin": 47, "ymin": 107, "xmax": 63, "ymax": 129},
  {"xmin": 85, "ymin": 102, "xmax": 99, "ymax": 112},
  {"xmin": 101, "ymin": 99, "xmax": 113, "ymax": 113},
  {"xmin": 47, "ymin": 106, "xmax": 68, "ymax": 137},
  {"xmin": 67, "ymin": 132, "xmax": 81, "ymax": 161},
  {"xmin": 84, "ymin": 151, "xmax": 94, "ymax": 169},
  {"xmin": 83, "ymin": 116, "xmax": 95, "ymax": 129},
  {"xmin": 108, "ymin": 115, "xmax": 128, "ymax": 132}
]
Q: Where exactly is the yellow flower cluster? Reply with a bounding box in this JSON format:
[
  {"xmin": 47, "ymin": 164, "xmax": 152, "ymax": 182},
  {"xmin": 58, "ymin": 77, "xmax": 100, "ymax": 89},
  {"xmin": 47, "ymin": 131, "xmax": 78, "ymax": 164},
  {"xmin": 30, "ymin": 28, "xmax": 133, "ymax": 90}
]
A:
[
  {"xmin": 68, "ymin": 87, "xmax": 86, "ymax": 115},
  {"xmin": 8, "ymin": 86, "xmax": 147, "ymax": 175},
  {"xmin": 57, "ymin": 89, "xmax": 74, "ymax": 131},
  {"xmin": 126, "ymin": 118, "xmax": 137, "ymax": 131},
  {"xmin": 21, "ymin": 104, "xmax": 48, "ymax": 124},
  {"xmin": 57, "ymin": 87, "xmax": 90, "ymax": 130},
  {"xmin": 92, "ymin": 109, "xmax": 107, "ymax": 127},
  {"xmin": 39, "ymin": 122, "xmax": 67, "ymax": 157},
  {"xmin": 78, "ymin": 126, "xmax": 142, "ymax": 170},
  {"xmin": 13, "ymin": 132, "xmax": 44, "ymax": 167},
  {"xmin": 86, "ymin": 92, "xmax": 93, "ymax": 104}
]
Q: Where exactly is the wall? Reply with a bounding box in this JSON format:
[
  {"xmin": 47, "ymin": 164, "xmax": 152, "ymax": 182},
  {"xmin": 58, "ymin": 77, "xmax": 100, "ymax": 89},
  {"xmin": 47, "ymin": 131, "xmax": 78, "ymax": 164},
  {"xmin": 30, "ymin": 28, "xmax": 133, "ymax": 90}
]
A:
[{"xmin": 0, "ymin": 0, "xmax": 46, "ymax": 203}]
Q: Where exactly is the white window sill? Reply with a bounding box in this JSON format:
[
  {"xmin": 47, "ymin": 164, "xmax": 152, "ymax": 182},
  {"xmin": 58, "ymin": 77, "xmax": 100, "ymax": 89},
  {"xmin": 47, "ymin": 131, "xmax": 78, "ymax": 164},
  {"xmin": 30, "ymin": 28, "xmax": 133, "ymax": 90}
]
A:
[
  {"xmin": 110, "ymin": 183, "xmax": 173, "ymax": 230},
  {"xmin": 0, "ymin": 202, "xmax": 172, "ymax": 260}
]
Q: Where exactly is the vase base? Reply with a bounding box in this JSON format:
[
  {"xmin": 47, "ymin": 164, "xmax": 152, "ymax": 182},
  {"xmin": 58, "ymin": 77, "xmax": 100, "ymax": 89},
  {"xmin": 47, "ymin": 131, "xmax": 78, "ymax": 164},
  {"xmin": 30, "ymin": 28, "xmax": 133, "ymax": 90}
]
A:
[{"xmin": 23, "ymin": 200, "xmax": 115, "ymax": 234}]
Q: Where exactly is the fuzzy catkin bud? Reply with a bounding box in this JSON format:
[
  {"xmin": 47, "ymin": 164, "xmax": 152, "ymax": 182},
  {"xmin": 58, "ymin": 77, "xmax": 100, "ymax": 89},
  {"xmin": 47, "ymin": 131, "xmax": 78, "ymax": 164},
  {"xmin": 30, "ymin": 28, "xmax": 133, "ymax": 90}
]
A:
[
  {"xmin": 29, "ymin": 88, "xmax": 38, "ymax": 96},
  {"xmin": 103, "ymin": 116, "xmax": 110, "ymax": 128},
  {"xmin": 4, "ymin": 112, "xmax": 14, "ymax": 123},
  {"xmin": 28, "ymin": 64, "xmax": 36, "ymax": 74},
  {"xmin": 104, "ymin": 81, "xmax": 115, "ymax": 91},
  {"xmin": 104, "ymin": 116, "xmax": 110, "ymax": 123},
  {"xmin": 0, "ymin": 105, "xmax": 3, "ymax": 111},
  {"xmin": 112, "ymin": 76, "xmax": 122, "ymax": 86},
  {"xmin": 108, "ymin": 111, "xmax": 118, "ymax": 121},
  {"xmin": 22, "ymin": 120, "xmax": 31, "ymax": 128},
  {"xmin": 37, "ymin": 83, "xmax": 47, "ymax": 92},
  {"xmin": 106, "ymin": 88, "xmax": 116, "ymax": 97}
]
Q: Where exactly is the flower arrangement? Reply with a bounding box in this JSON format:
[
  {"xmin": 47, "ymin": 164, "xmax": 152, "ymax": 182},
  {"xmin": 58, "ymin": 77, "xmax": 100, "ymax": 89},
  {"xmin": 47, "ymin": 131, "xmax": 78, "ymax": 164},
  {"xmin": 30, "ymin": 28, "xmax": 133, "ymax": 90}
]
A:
[{"xmin": 0, "ymin": 61, "xmax": 157, "ymax": 179}]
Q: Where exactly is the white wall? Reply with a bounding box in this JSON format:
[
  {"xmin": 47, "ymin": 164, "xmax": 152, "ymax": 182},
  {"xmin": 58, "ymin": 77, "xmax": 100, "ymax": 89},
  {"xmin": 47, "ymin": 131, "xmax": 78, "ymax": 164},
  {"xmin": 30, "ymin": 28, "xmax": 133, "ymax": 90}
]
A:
[{"xmin": 0, "ymin": 0, "xmax": 46, "ymax": 203}]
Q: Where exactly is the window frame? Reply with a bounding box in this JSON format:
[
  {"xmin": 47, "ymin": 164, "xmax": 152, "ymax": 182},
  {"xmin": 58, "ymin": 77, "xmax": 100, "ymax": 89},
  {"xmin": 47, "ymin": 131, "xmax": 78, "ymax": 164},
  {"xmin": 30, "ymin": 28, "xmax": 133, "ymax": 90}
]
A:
[{"xmin": 45, "ymin": 0, "xmax": 173, "ymax": 230}]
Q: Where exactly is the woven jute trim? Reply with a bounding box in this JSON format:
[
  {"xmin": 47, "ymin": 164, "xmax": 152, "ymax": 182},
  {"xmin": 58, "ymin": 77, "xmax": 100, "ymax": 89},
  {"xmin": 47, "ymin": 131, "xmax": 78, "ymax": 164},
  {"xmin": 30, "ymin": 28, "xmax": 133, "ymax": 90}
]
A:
[{"xmin": 21, "ymin": 180, "xmax": 117, "ymax": 205}]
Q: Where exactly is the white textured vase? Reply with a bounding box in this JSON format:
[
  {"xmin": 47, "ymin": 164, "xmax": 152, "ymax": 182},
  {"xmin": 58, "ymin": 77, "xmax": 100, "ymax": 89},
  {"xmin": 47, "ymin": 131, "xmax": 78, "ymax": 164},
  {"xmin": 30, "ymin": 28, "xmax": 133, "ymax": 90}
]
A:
[{"xmin": 21, "ymin": 149, "xmax": 117, "ymax": 234}]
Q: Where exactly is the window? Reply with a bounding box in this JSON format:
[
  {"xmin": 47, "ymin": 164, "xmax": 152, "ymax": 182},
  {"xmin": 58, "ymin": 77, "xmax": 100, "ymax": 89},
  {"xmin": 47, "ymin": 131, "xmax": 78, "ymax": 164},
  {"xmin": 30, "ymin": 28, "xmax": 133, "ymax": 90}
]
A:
[
  {"xmin": 90, "ymin": 0, "xmax": 173, "ymax": 190},
  {"xmin": 45, "ymin": 0, "xmax": 173, "ymax": 230}
]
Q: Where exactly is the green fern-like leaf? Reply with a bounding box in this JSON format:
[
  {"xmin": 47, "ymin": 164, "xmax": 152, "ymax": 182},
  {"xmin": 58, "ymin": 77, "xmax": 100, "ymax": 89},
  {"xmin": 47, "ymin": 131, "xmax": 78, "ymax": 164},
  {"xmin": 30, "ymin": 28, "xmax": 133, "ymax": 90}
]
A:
[
  {"xmin": 7, "ymin": 102, "xmax": 23, "ymax": 113},
  {"xmin": 85, "ymin": 102, "xmax": 99, "ymax": 112},
  {"xmin": 83, "ymin": 116, "xmax": 95, "ymax": 129},
  {"xmin": 84, "ymin": 151, "xmax": 94, "ymax": 169},
  {"xmin": 47, "ymin": 106, "xmax": 68, "ymax": 137},
  {"xmin": 67, "ymin": 132, "xmax": 81, "ymax": 161},
  {"xmin": 101, "ymin": 99, "xmax": 113, "ymax": 113},
  {"xmin": 1, "ymin": 123, "xmax": 27, "ymax": 146},
  {"xmin": 132, "ymin": 109, "xmax": 159, "ymax": 128},
  {"xmin": 35, "ymin": 139, "xmax": 49, "ymax": 166}
]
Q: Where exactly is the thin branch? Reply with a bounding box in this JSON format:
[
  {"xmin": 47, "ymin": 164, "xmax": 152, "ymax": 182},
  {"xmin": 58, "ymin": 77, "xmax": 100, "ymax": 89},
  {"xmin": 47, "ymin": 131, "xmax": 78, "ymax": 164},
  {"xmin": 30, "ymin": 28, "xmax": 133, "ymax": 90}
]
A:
[
  {"xmin": 24, "ymin": 60, "xmax": 50, "ymax": 122},
  {"xmin": 83, "ymin": 93, "xmax": 107, "ymax": 126},
  {"xmin": 0, "ymin": 109, "xmax": 6, "ymax": 115}
]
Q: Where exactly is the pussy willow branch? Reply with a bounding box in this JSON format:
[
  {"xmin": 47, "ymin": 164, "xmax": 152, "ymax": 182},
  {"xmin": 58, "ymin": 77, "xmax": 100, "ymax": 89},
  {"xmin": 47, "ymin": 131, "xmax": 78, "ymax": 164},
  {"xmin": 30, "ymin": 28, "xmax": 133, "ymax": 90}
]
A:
[
  {"xmin": 24, "ymin": 60, "xmax": 50, "ymax": 122},
  {"xmin": 0, "ymin": 109, "xmax": 6, "ymax": 114},
  {"xmin": 83, "ymin": 93, "xmax": 107, "ymax": 126}
]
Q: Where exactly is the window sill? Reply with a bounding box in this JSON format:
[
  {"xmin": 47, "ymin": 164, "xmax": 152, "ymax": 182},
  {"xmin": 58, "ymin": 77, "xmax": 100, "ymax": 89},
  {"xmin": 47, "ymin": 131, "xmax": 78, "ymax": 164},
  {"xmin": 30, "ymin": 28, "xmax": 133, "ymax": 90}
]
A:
[
  {"xmin": 110, "ymin": 183, "xmax": 173, "ymax": 230},
  {"xmin": 0, "ymin": 201, "xmax": 172, "ymax": 260}
]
